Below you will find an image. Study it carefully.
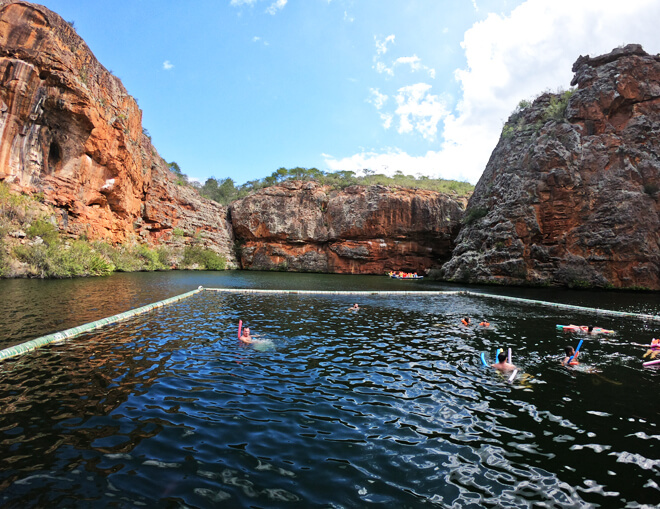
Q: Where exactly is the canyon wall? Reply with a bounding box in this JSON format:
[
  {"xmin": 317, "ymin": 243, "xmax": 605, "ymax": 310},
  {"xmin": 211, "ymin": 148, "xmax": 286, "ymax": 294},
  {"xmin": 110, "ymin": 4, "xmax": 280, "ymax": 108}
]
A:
[
  {"xmin": 441, "ymin": 45, "xmax": 660, "ymax": 289},
  {"xmin": 0, "ymin": 1, "xmax": 236, "ymax": 265},
  {"xmin": 230, "ymin": 181, "xmax": 465, "ymax": 274}
]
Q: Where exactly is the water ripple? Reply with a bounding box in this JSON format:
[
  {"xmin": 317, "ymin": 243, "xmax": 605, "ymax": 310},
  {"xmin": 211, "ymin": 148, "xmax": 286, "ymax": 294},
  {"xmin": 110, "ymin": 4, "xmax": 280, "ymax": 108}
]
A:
[{"xmin": 0, "ymin": 291, "xmax": 659, "ymax": 507}]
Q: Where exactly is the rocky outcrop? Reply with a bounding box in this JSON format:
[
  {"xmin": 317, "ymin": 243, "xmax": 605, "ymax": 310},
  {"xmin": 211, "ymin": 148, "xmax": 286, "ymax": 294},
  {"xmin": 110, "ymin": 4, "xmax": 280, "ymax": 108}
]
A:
[
  {"xmin": 441, "ymin": 44, "xmax": 660, "ymax": 289},
  {"xmin": 230, "ymin": 181, "xmax": 466, "ymax": 274},
  {"xmin": 0, "ymin": 1, "xmax": 236, "ymax": 264}
]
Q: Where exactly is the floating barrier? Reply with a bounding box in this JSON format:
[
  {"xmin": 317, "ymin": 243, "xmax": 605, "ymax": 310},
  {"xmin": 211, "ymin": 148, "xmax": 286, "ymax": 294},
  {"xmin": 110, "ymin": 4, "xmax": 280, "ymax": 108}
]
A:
[
  {"xmin": 3, "ymin": 286, "xmax": 660, "ymax": 364},
  {"xmin": 205, "ymin": 288, "xmax": 660, "ymax": 324},
  {"xmin": 0, "ymin": 288, "xmax": 204, "ymax": 363}
]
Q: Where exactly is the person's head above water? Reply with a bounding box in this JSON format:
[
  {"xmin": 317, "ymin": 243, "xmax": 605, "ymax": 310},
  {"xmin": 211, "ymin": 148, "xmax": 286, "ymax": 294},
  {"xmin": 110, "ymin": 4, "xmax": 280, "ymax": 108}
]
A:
[
  {"xmin": 565, "ymin": 345, "xmax": 575, "ymax": 356},
  {"xmin": 498, "ymin": 351, "xmax": 507, "ymax": 363}
]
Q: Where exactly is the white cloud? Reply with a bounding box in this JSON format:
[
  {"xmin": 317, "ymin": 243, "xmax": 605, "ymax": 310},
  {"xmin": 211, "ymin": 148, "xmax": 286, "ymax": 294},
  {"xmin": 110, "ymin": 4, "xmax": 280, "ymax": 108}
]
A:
[
  {"xmin": 230, "ymin": 0, "xmax": 286, "ymax": 14},
  {"xmin": 393, "ymin": 55, "xmax": 436, "ymax": 78},
  {"xmin": 344, "ymin": 10, "xmax": 354, "ymax": 23},
  {"xmin": 373, "ymin": 37, "xmax": 435, "ymax": 79},
  {"xmin": 162, "ymin": 60, "xmax": 174, "ymax": 71},
  {"xmin": 374, "ymin": 61, "xmax": 394, "ymax": 76},
  {"xmin": 339, "ymin": 0, "xmax": 660, "ymax": 184},
  {"xmin": 375, "ymin": 34, "xmax": 395, "ymax": 56},
  {"xmin": 394, "ymin": 83, "xmax": 448, "ymax": 139},
  {"xmin": 323, "ymin": 148, "xmax": 481, "ymax": 182},
  {"xmin": 367, "ymin": 88, "xmax": 388, "ymax": 110},
  {"xmin": 266, "ymin": 0, "xmax": 287, "ymax": 15}
]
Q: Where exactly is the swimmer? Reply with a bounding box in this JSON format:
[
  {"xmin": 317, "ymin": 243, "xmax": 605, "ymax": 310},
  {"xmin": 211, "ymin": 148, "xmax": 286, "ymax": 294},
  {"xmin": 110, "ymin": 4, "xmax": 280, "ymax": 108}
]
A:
[
  {"xmin": 562, "ymin": 345, "xmax": 579, "ymax": 366},
  {"xmin": 461, "ymin": 317, "xmax": 471, "ymax": 326},
  {"xmin": 348, "ymin": 303, "xmax": 360, "ymax": 312},
  {"xmin": 479, "ymin": 319, "xmax": 490, "ymax": 327},
  {"xmin": 239, "ymin": 327, "xmax": 253, "ymax": 344},
  {"xmin": 491, "ymin": 351, "xmax": 516, "ymax": 372},
  {"xmin": 643, "ymin": 338, "xmax": 660, "ymax": 359}
]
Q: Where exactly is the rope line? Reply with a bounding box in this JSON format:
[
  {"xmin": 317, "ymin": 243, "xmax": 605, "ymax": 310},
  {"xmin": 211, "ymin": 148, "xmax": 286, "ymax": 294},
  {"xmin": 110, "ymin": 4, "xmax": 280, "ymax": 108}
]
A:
[{"xmin": 0, "ymin": 288, "xmax": 203, "ymax": 363}]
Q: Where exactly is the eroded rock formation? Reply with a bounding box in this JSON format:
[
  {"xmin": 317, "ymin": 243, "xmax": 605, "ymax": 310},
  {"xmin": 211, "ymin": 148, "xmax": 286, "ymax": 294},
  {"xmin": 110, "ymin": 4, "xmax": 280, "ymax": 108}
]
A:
[
  {"xmin": 441, "ymin": 44, "xmax": 660, "ymax": 289},
  {"xmin": 230, "ymin": 181, "xmax": 466, "ymax": 274},
  {"xmin": 0, "ymin": 1, "xmax": 236, "ymax": 264}
]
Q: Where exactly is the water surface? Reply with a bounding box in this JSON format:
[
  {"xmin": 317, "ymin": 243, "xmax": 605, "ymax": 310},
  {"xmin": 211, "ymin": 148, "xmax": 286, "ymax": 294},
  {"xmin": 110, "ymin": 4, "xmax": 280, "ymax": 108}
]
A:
[{"xmin": 0, "ymin": 272, "xmax": 658, "ymax": 507}]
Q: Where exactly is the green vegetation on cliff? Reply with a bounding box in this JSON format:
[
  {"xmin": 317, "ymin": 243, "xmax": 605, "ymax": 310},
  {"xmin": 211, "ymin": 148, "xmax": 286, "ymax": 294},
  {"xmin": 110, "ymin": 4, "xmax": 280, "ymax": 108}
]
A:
[
  {"xmin": 168, "ymin": 162, "xmax": 474, "ymax": 206},
  {"xmin": 0, "ymin": 182, "xmax": 226, "ymax": 278}
]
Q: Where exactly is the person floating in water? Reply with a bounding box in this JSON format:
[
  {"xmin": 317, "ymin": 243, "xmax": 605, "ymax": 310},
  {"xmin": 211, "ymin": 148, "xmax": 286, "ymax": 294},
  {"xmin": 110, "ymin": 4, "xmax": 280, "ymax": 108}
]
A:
[
  {"xmin": 492, "ymin": 351, "xmax": 516, "ymax": 372},
  {"xmin": 643, "ymin": 338, "xmax": 660, "ymax": 359},
  {"xmin": 479, "ymin": 319, "xmax": 490, "ymax": 327},
  {"xmin": 348, "ymin": 303, "xmax": 359, "ymax": 312},
  {"xmin": 562, "ymin": 345, "xmax": 579, "ymax": 366},
  {"xmin": 461, "ymin": 317, "xmax": 471, "ymax": 326},
  {"xmin": 239, "ymin": 327, "xmax": 253, "ymax": 344}
]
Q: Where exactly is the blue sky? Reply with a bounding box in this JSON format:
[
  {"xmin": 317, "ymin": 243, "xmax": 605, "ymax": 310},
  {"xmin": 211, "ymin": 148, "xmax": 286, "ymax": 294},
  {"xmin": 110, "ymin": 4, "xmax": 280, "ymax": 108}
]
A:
[{"xmin": 38, "ymin": 0, "xmax": 660, "ymax": 185}]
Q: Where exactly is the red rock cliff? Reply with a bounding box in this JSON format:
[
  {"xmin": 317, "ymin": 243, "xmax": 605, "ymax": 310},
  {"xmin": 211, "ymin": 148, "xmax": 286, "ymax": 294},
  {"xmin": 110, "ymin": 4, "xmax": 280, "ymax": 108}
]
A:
[
  {"xmin": 441, "ymin": 45, "xmax": 660, "ymax": 289},
  {"xmin": 230, "ymin": 181, "xmax": 466, "ymax": 274},
  {"xmin": 0, "ymin": 1, "xmax": 236, "ymax": 264}
]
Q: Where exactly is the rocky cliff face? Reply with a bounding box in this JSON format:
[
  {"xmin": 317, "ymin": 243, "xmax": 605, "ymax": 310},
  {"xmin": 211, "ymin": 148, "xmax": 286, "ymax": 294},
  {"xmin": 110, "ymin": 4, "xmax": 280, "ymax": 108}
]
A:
[
  {"xmin": 230, "ymin": 181, "xmax": 465, "ymax": 274},
  {"xmin": 441, "ymin": 45, "xmax": 660, "ymax": 289},
  {"xmin": 0, "ymin": 1, "xmax": 236, "ymax": 264}
]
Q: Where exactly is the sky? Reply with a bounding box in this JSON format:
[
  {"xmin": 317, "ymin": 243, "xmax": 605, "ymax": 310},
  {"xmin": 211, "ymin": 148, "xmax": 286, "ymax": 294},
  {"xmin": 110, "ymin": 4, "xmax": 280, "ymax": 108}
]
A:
[{"xmin": 36, "ymin": 0, "xmax": 660, "ymax": 185}]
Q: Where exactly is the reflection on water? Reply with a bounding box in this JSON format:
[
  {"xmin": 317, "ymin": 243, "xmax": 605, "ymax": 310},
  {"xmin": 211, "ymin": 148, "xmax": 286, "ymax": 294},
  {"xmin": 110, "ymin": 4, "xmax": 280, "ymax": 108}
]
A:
[{"xmin": 1, "ymin": 282, "xmax": 659, "ymax": 507}]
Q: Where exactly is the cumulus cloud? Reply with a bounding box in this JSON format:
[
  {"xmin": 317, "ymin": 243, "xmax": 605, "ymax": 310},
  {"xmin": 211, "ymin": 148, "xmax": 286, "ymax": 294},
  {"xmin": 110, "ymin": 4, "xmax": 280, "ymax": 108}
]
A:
[
  {"xmin": 162, "ymin": 60, "xmax": 174, "ymax": 70},
  {"xmin": 230, "ymin": 0, "xmax": 257, "ymax": 5},
  {"xmin": 338, "ymin": 0, "xmax": 660, "ymax": 183},
  {"xmin": 323, "ymin": 148, "xmax": 485, "ymax": 182},
  {"xmin": 394, "ymin": 83, "xmax": 448, "ymax": 139}
]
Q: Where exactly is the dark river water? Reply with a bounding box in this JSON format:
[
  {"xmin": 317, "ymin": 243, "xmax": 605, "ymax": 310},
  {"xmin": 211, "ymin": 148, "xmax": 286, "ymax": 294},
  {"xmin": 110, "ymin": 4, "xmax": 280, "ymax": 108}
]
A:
[{"xmin": 0, "ymin": 271, "xmax": 658, "ymax": 507}]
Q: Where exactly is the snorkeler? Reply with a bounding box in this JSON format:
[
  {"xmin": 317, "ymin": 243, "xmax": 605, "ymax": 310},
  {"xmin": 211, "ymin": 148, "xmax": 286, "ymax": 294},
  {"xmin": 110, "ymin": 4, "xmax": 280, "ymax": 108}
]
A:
[
  {"xmin": 491, "ymin": 351, "xmax": 516, "ymax": 372},
  {"xmin": 562, "ymin": 345, "xmax": 579, "ymax": 366}
]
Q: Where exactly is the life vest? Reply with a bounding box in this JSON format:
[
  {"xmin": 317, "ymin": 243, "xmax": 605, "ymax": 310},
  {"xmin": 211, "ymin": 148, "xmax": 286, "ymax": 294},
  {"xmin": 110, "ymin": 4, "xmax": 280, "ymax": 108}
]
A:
[
  {"xmin": 479, "ymin": 321, "xmax": 490, "ymax": 327},
  {"xmin": 461, "ymin": 318, "xmax": 470, "ymax": 326}
]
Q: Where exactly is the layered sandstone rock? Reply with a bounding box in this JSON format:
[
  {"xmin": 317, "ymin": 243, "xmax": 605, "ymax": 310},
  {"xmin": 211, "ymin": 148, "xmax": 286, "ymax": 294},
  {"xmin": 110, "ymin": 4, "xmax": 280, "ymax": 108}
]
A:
[
  {"xmin": 441, "ymin": 44, "xmax": 660, "ymax": 289},
  {"xmin": 230, "ymin": 181, "xmax": 465, "ymax": 274},
  {"xmin": 0, "ymin": 1, "xmax": 236, "ymax": 264}
]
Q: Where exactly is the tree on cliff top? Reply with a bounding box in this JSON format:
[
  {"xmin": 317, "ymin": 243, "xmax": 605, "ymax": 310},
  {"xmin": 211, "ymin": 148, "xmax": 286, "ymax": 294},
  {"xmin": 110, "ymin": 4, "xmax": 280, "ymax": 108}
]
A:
[{"xmin": 173, "ymin": 163, "xmax": 473, "ymax": 205}]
